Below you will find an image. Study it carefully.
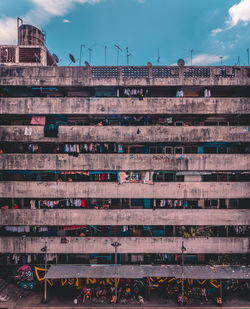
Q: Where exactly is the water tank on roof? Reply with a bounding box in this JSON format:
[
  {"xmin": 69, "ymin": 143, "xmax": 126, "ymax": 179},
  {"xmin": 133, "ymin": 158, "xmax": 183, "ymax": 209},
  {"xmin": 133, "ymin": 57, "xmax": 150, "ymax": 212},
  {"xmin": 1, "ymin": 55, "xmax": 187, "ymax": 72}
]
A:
[{"xmin": 18, "ymin": 24, "xmax": 45, "ymax": 46}]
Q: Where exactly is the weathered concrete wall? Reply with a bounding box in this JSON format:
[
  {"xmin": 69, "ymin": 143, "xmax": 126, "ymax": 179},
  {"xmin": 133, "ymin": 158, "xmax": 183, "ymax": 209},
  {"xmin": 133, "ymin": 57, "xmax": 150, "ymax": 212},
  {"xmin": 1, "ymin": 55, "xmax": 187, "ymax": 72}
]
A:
[
  {"xmin": 1, "ymin": 97, "xmax": 250, "ymax": 114},
  {"xmin": 1, "ymin": 209, "xmax": 249, "ymax": 226},
  {"xmin": 1, "ymin": 182, "xmax": 249, "ymax": 198},
  {"xmin": 0, "ymin": 237, "xmax": 248, "ymax": 254},
  {"xmin": 1, "ymin": 154, "xmax": 249, "ymax": 171},
  {"xmin": 0, "ymin": 66, "xmax": 249, "ymax": 86},
  {"xmin": 0, "ymin": 126, "xmax": 249, "ymax": 142}
]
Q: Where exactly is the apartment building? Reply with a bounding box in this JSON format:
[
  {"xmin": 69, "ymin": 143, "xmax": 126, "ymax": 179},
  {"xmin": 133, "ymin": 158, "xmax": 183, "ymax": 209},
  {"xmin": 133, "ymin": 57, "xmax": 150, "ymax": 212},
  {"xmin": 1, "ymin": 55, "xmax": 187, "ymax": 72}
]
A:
[{"xmin": 0, "ymin": 23, "xmax": 249, "ymax": 301}]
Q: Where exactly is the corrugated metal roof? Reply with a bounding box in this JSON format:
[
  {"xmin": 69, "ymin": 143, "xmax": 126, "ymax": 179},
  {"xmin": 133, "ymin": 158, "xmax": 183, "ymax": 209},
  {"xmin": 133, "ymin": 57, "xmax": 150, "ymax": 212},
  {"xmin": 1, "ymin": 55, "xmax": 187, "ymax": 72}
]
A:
[{"xmin": 45, "ymin": 265, "xmax": 250, "ymax": 280}]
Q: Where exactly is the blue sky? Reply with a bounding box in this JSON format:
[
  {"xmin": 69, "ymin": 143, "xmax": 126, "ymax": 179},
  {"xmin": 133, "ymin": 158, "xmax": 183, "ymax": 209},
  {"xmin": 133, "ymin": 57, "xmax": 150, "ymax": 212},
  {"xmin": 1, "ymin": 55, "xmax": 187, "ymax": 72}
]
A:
[{"xmin": 0, "ymin": 0, "xmax": 250, "ymax": 66}]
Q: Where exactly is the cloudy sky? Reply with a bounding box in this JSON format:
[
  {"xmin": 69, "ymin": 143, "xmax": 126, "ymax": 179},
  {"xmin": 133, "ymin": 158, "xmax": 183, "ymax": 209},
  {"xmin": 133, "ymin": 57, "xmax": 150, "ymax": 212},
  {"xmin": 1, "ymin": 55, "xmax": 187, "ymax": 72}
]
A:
[{"xmin": 0, "ymin": 0, "xmax": 250, "ymax": 66}]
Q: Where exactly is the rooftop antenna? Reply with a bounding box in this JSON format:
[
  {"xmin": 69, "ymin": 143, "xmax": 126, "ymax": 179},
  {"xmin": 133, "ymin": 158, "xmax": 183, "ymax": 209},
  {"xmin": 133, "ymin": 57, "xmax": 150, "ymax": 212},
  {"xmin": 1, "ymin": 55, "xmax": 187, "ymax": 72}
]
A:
[
  {"xmin": 185, "ymin": 49, "xmax": 201, "ymax": 66},
  {"xmin": 126, "ymin": 47, "xmax": 131, "ymax": 66},
  {"xmin": 190, "ymin": 49, "xmax": 194, "ymax": 66},
  {"xmin": 105, "ymin": 45, "xmax": 107, "ymax": 65},
  {"xmin": 88, "ymin": 48, "xmax": 92, "ymax": 65},
  {"xmin": 246, "ymin": 48, "xmax": 249, "ymax": 66},
  {"xmin": 236, "ymin": 56, "xmax": 240, "ymax": 66},
  {"xmin": 68, "ymin": 53, "xmax": 76, "ymax": 66},
  {"xmin": 114, "ymin": 44, "xmax": 122, "ymax": 66},
  {"xmin": 79, "ymin": 44, "xmax": 85, "ymax": 66},
  {"xmin": 220, "ymin": 56, "xmax": 224, "ymax": 66},
  {"xmin": 157, "ymin": 48, "xmax": 160, "ymax": 66}
]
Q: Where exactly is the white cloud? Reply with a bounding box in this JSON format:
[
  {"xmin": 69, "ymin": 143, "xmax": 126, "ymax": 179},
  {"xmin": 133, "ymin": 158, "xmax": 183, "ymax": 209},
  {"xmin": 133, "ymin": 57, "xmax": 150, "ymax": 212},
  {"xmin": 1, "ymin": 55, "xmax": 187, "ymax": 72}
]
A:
[
  {"xmin": 0, "ymin": 17, "xmax": 17, "ymax": 45},
  {"xmin": 30, "ymin": 0, "xmax": 101, "ymax": 17},
  {"xmin": 212, "ymin": 0, "xmax": 250, "ymax": 35},
  {"xmin": 186, "ymin": 54, "xmax": 229, "ymax": 66},
  {"xmin": 63, "ymin": 19, "xmax": 70, "ymax": 23},
  {"xmin": 229, "ymin": 0, "xmax": 250, "ymax": 26},
  {"xmin": 0, "ymin": 0, "xmax": 101, "ymax": 44},
  {"xmin": 211, "ymin": 28, "xmax": 223, "ymax": 36}
]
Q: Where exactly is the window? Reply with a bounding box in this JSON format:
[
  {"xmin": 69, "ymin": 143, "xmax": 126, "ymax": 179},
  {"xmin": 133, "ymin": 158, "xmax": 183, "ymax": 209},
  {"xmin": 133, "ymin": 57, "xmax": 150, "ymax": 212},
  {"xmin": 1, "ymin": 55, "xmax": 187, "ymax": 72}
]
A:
[
  {"xmin": 174, "ymin": 147, "xmax": 183, "ymax": 154},
  {"xmin": 165, "ymin": 146, "xmax": 173, "ymax": 154}
]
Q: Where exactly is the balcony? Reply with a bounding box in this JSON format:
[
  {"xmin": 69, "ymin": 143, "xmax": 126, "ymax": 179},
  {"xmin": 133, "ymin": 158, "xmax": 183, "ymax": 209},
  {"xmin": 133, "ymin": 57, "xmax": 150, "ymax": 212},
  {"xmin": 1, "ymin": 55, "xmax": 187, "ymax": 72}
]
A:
[
  {"xmin": 0, "ymin": 182, "xmax": 249, "ymax": 198},
  {"xmin": 0, "ymin": 65, "xmax": 249, "ymax": 86},
  {"xmin": 1, "ymin": 154, "xmax": 249, "ymax": 171},
  {"xmin": 0, "ymin": 97, "xmax": 249, "ymax": 115},
  {"xmin": 0, "ymin": 209, "xmax": 249, "ymax": 226},
  {"xmin": 0, "ymin": 126, "xmax": 249, "ymax": 143},
  {"xmin": 0, "ymin": 237, "xmax": 248, "ymax": 254}
]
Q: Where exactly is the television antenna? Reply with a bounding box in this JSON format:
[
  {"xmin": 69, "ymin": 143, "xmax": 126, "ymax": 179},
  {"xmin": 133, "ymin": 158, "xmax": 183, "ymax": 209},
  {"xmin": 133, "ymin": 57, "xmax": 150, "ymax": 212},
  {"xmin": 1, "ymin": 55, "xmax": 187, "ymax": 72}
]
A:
[
  {"xmin": 79, "ymin": 44, "xmax": 85, "ymax": 66},
  {"xmin": 184, "ymin": 49, "xmax": 202, "ymax": 66},
  {"xmin": 157, "ymin": 48, "xmax": 160, "ymax": 66},
  {"xmin": 126, "ymin": 47, "xmax": 131, "ymax": 66},
  {"xmin": 105, "ymin": 45, "xmax": 107, "ymax": 65},
  {"xmin": 114, "ymin": 44, "xmax": 122, "ymax": 66},
  {"xmin": 88, "ymin": 48, "xmax": 92, "ymax": 65}
]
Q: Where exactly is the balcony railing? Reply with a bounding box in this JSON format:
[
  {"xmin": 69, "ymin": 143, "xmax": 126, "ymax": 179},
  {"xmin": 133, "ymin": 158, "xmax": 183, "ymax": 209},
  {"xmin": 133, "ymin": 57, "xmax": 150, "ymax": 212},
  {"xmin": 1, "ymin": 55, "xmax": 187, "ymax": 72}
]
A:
[{"xmin": 0, "ymin": 237, "xmax": 248, "ymax": 254}]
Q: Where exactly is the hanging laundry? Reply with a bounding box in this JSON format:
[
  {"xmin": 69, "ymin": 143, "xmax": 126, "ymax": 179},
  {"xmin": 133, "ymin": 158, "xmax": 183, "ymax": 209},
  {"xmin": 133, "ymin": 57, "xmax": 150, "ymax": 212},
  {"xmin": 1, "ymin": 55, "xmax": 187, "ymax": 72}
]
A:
[
  {"xmin": 44, "ymin": 124, "xmax": 58, "ymax": 137},
  {"xmin": 118, "ymin": 144, "xmax": 123, "ymax": 153},
  {"xmin": 24, "ymin": 127, "xmax": 32, "ymax": 136},
  {"xmin": 30, "ymin": 116, "xmax": 46, "ymax": 125}
]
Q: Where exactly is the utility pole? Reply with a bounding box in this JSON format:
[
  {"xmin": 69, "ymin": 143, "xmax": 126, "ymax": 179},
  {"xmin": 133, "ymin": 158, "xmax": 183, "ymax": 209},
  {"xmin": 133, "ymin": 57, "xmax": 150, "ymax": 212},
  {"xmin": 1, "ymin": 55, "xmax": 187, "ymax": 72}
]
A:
[
  {"xmin": 111, "ymin": 241, "xmax": 121, "ymax": 302},
  {"xmin": 105, "ymin": 45, "xmax": 107, "ymax": 65},
  {"xmin": 157, "ymin": 48, "xmax": 160, "ymax": 66},
  {"xmin": 41, "ymin": 242, "xmax": 48, "ymax": 303},
  {"xmin": 190, "ymin": 49, "xmax": 194, "ymax": 67},
  {"xmin": 88, "ymin": 48, "xmax": 92, "ymax": 65},
  {"xmin": 79, "ymin": 44, "xmax": 85, "ymax": 66},
  {"xmin": 114, "ymin": 45, "xmax": 122, "ymax": 66},
  {"xmin": 181, "ymin": 241, "xmax": 186, "ymax": 300},
  {"xmin": 126, "ymin": 47, "xmax": 131, "ymax": 66}
]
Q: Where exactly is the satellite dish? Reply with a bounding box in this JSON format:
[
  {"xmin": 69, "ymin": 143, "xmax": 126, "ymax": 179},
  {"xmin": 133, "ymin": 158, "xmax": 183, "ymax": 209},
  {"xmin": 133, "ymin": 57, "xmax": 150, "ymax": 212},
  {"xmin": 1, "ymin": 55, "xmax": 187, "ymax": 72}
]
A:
[
  {"xmin": 177, "ymin": 58, "xmax": 185, "ymax": 67},
  {"xmin": 52, "ymin": 54, "xmax": 59, "ymax": 63},
  {"xmin": 69, "ymin": 54, "xmax": 76, "ymax": 63}
]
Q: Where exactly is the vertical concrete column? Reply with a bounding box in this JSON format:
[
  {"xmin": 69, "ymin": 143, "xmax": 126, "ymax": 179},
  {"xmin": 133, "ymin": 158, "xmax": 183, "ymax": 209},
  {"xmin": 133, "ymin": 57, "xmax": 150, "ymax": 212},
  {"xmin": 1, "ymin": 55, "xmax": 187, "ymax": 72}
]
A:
[
  {"xmin": 117, "ymin": 66, "xmax": 122, "ymax": 80},
  {"xmin": 147, "ymin": 62, "xmax": 152, "ymax": 79},
  {"xmin": 40, "ymin": 47, "xmax": 46, "ymax": 66},
  {"xmin": 16, "ymin": 46, "xmax": 19, "ymax": 63}
]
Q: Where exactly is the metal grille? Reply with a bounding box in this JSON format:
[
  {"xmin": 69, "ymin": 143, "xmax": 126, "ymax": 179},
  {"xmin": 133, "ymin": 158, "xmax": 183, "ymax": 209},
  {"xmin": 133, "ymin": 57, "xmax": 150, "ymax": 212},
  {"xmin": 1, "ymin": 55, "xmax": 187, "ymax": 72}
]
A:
[
  {"xmin": 0, "ymin": 47, "xmax": 16, "ymax": 63},
  {"xmin": 184, "ymin": 68, "xmax": 210, "ymax": 78},
  {"xmin": 19, "ymin": 47, "xmax": 41, "ymax": 63},
  {"xmin": 152, "ymin": 67, "xmax": 179, "ymax": 78},
  {"xmin": 92, "ymin": 67, "xmax": 118, "ymax": 78},
  {"xmin": 122, "ymin": 67, "xmax": 149, "ymax": 78},
  {"xmin": 215, "ymin": 68, "xmax": 236, "ymax": 78}
]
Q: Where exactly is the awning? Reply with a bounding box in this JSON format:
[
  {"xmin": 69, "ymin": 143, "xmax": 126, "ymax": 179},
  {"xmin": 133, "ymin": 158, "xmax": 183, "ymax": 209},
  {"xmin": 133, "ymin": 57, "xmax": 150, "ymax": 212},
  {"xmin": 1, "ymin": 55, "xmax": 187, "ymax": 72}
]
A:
[{"xmin": 45, "ymin": 265, "xmax": 250, "ymax": 280}]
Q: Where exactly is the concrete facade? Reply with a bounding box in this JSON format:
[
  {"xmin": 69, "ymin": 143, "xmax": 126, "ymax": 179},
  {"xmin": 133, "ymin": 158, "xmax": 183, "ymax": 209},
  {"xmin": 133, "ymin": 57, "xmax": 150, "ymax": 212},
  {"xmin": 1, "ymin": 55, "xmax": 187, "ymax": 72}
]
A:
[
  {"xmin": 1, "ymin": 181, "xmax": 250, "ymax": 199},
  {"xmin": 0, "ymin": 237, "xmax": 248, "ymax": 254},
  {"xmin": 1, "ymin": 97, "xmax": 250, "ymax": 114},
  {"xmin": 1, "ymin": 209, "xmax": 249, "ymax": 226},
  {"xmin": 0, "ymin": 65, "xmax": 249, "ymax": 86},
  {"xmin": 1, "ymin": 154, "xmax": 249, "ymax": 171},
  {"xmin": 0, "ymin": 60, "xmax": 249, "ymax": 270},
  {"xmin": 0, "ymin": 126, "xmax": 249, "ymax": 142}
]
